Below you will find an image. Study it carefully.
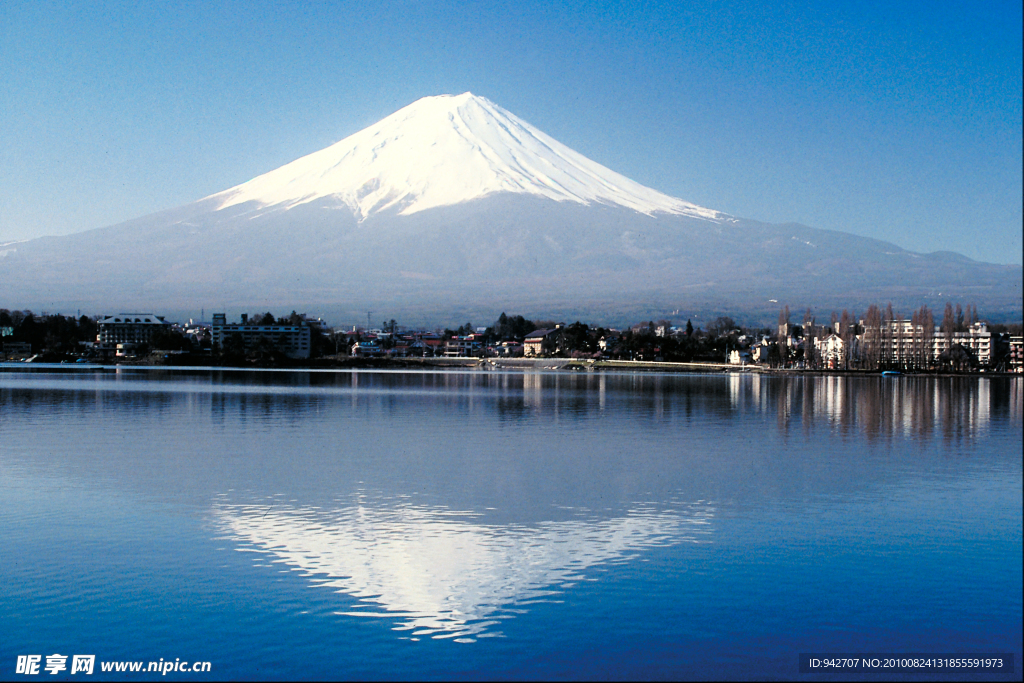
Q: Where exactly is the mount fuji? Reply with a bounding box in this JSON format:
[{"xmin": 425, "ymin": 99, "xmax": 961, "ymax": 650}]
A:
[{"xmin": 1, "ymin": 93, "xmax": 1019, "ymax": 324}]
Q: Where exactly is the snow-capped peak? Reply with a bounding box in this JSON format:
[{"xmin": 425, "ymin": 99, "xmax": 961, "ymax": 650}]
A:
[{"xmin": 210, "ymin": 92, "xmax": 723, "ymax": 221}]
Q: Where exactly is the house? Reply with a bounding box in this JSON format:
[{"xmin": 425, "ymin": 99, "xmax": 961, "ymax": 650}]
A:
[
  {"xmin": 419, "ymin": 336, "xmax": 445, "ymax": 357},
  {"xmin": 816, "ymin": 334, "xmax": 847, "ymax": 369},
  {"xmin": 351, "ymin": 341, "xmax": 383, "ymax": 357},
  {"xmin": 488, "ymin": 341, "xmax": 522, "ymax": 357},
  {"xmin": 444, "ymin": 334, "xmax": 483, "ymax": 357},
  {"xmin": 523, "ymin": 328, "xmax": 559, "ymax": 356},
  {"xmin": 728, "ymin": 349, "xmax": 751, "ymax": 365},
  {"xmin": 751, "ymin": 338, "xmax": 772, "ymax": 364}
]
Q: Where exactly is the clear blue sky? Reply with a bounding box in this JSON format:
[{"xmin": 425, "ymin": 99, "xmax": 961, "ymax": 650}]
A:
[{"xmin": 2, "ymin": 0, "xmax": 1021, "ymax": 264}]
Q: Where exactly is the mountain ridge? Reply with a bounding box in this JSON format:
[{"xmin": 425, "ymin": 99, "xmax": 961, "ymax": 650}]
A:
[{"xmin": 0, "ymin": 93, "xmax": 1019, "ymax": 325}]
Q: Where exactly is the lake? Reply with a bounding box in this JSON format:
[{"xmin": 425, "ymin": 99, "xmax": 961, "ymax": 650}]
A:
[{"xmin": 1, "ymin": 367, "xmax": 1021, "ymax": 680}]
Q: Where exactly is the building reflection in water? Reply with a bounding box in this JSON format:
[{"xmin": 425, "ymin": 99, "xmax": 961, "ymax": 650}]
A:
[
  {"xmin": 1, "ymin": 369, "xmax": 1015, "ymax": 446},
  {"xmin": 214, "ymin": 497, "xmax": 714, "ymax": 642},
  {"xmin": 725, "ymin": 373, "xmax": 1015, "ymax": 443},
  {"xmin": 1, "ymin": 369, "xmax": 1016, "ymax": 446}
]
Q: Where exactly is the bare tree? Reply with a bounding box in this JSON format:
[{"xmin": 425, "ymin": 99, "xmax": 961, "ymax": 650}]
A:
[
  {"xmin": 863, "ymin": 304, "xmax": 882, "ymax": 370},
  {"xmin": 920, "ymin": 305, "xmax": 934, "ymax": 369},
  {"xmin": 839, "ymin": 309, "xmax": 854, "ymax": 368},
  {"xmin": 911, "ymin": 305, "xmax": 934, "ymax": 369},
  {"xmin": 941, "ymin": 302, "xmax": 955, "ymax": 345},
  {"xmin": 802, "ymin": 308, "xmax": 817, "ymax": 368}
]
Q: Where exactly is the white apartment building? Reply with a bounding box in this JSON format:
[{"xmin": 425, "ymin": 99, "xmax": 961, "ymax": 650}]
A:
[
  {"xmin": 96, "ymin": 314, "xmax": 171, "ymax": 348},
  {"xmin": 864, "ymin": 320, "xmax": 992, "ymax": 366},
  {"xmin": 211, "ymin": 313, "xmax": 311, "ymax": 359}
]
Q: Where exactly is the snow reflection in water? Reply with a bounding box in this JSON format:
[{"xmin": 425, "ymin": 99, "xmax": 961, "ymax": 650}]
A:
[{"xmin": 214, "ymin": 499, "xmax": 713, "ymax": 642}]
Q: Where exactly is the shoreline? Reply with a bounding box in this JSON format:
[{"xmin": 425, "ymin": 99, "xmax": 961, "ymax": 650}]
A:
[{"xmin": 2, "ymin": 357, "xmax": 1018, "ymax": 377}]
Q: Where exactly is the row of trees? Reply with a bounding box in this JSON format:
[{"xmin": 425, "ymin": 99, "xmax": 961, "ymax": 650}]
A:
[
  {"xmin": 471, "ymin": 313, "xmax": 764, "ymax": 362},
  {"xmin": 1, "ymin": 310, "xmax": 98, "ymax": 356},
  {"xmin": 778, "ymin": 301, "xmax": 1018, "ymax": 371}
]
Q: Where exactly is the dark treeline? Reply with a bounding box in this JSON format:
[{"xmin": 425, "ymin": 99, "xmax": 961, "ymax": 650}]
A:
[
  {"xmin": 0, "ymin": 310, "xmax": 98, "ymax": 355},
  {"xmin": 450, "ymin": 312, "xmax": 769, "ymax": 363}
]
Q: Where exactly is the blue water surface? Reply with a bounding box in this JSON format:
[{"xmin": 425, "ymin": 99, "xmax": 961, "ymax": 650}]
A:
[{"xmin": 1, "ymin": 368, "xmax": 1020, "ymax": 680}]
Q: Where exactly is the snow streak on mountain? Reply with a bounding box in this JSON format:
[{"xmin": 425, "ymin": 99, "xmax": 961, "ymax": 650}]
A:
[{"xmin": 210, "ymin": 92, "xmax": 723, "ymax": 221}]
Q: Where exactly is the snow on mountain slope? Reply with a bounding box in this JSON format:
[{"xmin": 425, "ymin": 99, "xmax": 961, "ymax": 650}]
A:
[{"xmin": 211, "ymin": 92, "xmax": 724, "ymax": 221}]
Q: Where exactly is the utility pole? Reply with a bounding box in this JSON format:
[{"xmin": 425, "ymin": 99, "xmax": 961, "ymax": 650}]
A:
[{"xmin": 367, "ymin": 311, "xmax": 372, "ymax": 332}]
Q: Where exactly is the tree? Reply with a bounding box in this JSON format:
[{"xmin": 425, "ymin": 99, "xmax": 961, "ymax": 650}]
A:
[
  {"xmin": 561, "ymin": 321, "xmax": 593, "ymax": 355},
  {"xmin": 836, "ymin": 310, "xmax": 851, "ymax": 368},
  {"xmin": 882, "ymin": 303, "xmax": 896, "ymax": 370},
  {"xmin": 862, "ymin": 304, "xmax": 882, "ymax": 370},
  {"xmin": 707, "ymin": 316, "xmax": 736, "ymax": 337},
  {"xmin": 778, "ymin": 305, "xmax": 791, "ymax": 338},
  {"xmin": 78, "ymin": 315, "xmax": 98, "ymax": 344},
  {"xmin": 685, "ymin": 319, "xmax": 694, "ymax": 337},
  {"xmin": 150, "ymin": 326, "xmax": 192, "ymax": 351},
  {"xmin": 491, "ymin": 313, "xmax": 535, "ymax": 341},
  {"xmin": 939, "ymin": 343, "xmax": 975, "ymax": 372},
  {"xmin": 918, "ymin": 305, "xmax": 934, "ymax": 369},
  {"xmin": 222, "ymin": 332, "xmax": 247, "ymax": 361},
  {"xmin": 247, "ymin": 335, "xmax": 285, "ymax": 364},
  {"xmin": 941, "ymin": 302, "xmax": 956, "ymax": 344},
  {"xmin": 910, "ymin": 305, "xmax": 934, "ymax": 369}
]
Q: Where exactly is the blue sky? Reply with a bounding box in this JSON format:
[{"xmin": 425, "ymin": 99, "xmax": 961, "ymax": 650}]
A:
[{"xmin": 1, "ymin": 0, "xmax": 1020, "ymax": 264}]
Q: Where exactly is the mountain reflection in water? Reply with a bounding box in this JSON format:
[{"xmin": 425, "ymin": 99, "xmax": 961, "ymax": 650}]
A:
[{"xmin": 214, "ymin": 498, "xmax": 713, "ymax": 642}]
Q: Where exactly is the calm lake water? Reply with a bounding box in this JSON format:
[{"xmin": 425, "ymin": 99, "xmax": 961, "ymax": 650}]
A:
[{"xmin": 1, "ymin": 367, "xmax": 1021, "ymax": 680}]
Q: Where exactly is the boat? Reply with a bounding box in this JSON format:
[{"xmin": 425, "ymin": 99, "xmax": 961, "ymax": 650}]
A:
[{"xmin": 881, "ymin": 370, "xmax": 901, "ymax": 377}]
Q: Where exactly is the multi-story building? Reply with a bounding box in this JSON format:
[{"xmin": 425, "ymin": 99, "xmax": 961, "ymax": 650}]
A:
[
  {"xmin": 96, "ymin": 314, "xmax": 171, "ymax": 355},
  {"xmin": 941, "ymin": 322, "xmax": 992, "ymax": 365},
  {"xmin": 860, "ymin": 319, "xmax": 992, "ymax": 368},
  {"xmin": 443, "ymin": 335, "xmax": 483, "ymax": 357},
  {"xmin": 815, "ymin": 334, "xmax": 848, "ymax": 369},
  {"xmin": 523, "ymin": 328, "xmax": 559, "ymax": 356},
  {"xmin": 211, "ymin": 313, "xmax": 311, "ymax": 359},
  {"xmin": 1010, "ymin": 336, "xmax": 1023, "ymax": 373}
]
